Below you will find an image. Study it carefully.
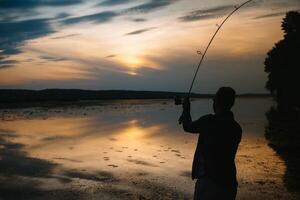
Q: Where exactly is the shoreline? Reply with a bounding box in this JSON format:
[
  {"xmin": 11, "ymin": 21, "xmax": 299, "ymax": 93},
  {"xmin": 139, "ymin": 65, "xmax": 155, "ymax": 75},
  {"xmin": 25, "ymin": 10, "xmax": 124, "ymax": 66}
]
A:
[{"xmin": 0, "ymin": 96, "xmax": 271, "ymax": 109}]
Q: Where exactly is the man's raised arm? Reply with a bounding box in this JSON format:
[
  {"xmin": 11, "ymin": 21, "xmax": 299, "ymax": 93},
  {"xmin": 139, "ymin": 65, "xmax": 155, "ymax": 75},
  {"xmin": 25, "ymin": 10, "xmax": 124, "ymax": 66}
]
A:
[{"xmin": 179, "ymin": 98, "xmax": 200, "ymax": 133}]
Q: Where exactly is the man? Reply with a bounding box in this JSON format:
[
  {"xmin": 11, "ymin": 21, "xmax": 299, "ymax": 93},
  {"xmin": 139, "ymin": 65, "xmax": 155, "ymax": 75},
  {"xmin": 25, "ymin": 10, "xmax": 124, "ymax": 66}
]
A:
[{"xmin": 179, "ymin": 87, "xmax": 242, "ymax": 200}]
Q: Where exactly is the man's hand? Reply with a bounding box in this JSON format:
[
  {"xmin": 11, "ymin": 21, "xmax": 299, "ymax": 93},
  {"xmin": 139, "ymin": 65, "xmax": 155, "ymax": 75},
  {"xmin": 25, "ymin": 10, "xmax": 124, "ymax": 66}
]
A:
[
  {"xmin": 183, "ymin": 97, "xmax": 190, "ymax": 112},
  {"xmin": 179, "ymin": 97, "xmax": 190, "ymax": 124}
]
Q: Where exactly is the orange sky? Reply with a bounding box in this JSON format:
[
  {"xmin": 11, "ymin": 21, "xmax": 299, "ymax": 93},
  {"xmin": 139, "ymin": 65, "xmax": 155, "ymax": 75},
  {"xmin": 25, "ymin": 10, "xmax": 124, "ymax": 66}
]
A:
[{"xmin": 0, "ymin": 0, "xmax": 299, "ymax": 93}]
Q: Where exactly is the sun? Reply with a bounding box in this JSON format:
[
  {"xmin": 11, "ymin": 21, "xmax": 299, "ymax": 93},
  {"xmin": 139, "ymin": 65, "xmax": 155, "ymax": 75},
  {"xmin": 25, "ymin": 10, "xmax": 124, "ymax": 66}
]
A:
[
  {"xmin": 123, "ymin": 55, "xmax": 143, "ymax": 69},
  {"xmin": 118, "ymin": 54, "xmax": 146, "ymax": 75}
]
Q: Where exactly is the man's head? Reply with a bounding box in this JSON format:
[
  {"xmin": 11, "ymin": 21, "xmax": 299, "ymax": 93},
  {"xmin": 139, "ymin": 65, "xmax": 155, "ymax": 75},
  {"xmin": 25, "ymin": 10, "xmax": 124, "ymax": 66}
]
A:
[{"xmin": 213, "ymin": 87, "xmax": 236, "ymax": 114}]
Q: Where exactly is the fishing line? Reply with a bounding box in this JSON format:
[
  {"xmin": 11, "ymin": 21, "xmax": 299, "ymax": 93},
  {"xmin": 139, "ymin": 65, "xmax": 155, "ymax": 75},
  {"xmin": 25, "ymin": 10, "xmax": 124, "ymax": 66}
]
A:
[{"xmin": 187, "ymin": 0, "xmax": 254, "ymax": 97}]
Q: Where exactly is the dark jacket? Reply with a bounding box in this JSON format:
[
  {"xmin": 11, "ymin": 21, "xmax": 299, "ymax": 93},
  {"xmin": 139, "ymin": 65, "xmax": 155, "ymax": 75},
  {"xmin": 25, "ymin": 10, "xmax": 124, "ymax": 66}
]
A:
[{"xmin": 181, "ymin": 110, "xmax": 242, "ymax": 188}]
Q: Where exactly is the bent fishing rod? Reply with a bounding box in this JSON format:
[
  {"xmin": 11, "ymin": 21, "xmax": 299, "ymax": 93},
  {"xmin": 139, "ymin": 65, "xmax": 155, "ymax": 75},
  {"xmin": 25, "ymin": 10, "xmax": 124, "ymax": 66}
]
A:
[{"xmin": 175, "ymin": 0, "xmax": 253, "ymax": 105}]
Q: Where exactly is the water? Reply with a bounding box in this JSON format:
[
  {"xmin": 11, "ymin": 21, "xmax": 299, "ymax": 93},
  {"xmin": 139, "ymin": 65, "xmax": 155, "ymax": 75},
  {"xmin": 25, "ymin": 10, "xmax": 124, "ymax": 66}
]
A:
[{"xmin": 0, "ymin": 98, "xmax": 298, "ymax": 199}]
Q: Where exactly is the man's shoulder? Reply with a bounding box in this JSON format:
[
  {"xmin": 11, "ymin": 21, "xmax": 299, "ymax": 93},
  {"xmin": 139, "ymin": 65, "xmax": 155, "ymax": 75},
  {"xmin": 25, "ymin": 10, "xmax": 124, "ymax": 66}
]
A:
[
  {"xmin": 195, "ymin": 114, "xmax": 214, "ymax": 125},
  {"xmin": 198, "ymin": 114, "xmax": 214, "ymax": 121}
]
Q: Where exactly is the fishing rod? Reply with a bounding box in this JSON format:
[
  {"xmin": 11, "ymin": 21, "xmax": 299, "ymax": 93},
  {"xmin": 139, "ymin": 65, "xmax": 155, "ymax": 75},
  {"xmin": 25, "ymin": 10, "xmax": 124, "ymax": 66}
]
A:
[{"xmin": 175, "ymin": 0, "xmax": 253, "ymax": 105}]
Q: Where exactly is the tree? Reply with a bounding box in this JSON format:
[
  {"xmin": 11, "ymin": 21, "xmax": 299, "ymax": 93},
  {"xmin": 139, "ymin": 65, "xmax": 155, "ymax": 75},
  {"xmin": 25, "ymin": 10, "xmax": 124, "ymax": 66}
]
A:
[{"xmin": 264, "ymin": 11, "xmax": 300, "ymax": 111}]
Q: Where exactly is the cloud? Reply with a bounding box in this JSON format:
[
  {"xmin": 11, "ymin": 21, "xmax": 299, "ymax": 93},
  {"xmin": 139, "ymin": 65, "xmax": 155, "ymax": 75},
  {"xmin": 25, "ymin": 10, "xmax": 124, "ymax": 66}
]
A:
[
  {"xmin": 54, "ymin": 13, "xmax": 71, "ymax": 19},
  {"xmin": 129, "ymin": 18, "xmax": 147, "ymax": 22},
  {"xmin": 0, "ymin": 9, "xmax": 39, "ymax": 22},
  {"xmin": 0, "ymin": 60, "xmax": 17, "ymax": 69},
  {"xmin": 253, "ymin": 11, "xmax": 293, "ymax": 20},
  {"xmin": 62, "ymin": 11, "xmax": 119, "ymax": 25},
  {"xmin": 40, "ymin": 56, "xmax": 68, "ymax": 62},
  {"xmin": 125, "ymin": 27, "xmax": 157, "ymax": 35},
  {"xmin": 124, "ymin": 0, "xmax": 180, "ymax": 14},
  {"xmin": 61, "ymin": 0, "xmax": 179, "ymax": 26},
  {"xmin": 105, "ymin": 54, "xmax": 117, "ymax": 58},
  {"xmin": 0, "ymin": 1, "xmax": 82, "ymax": 22},
  {"xmin": 179, "ymin": 5, "xmax": 234, "ymax": 22},
  {"xmin": 0, "ymin": 18, "xmax": 54, "ymax": 65},
  {"xmin": 0, "ymin": 0, "xmax": 83, "ymax": 9},
  {"xmin": 51, "ymin": 33, "xmax": 80, "ymax": 40},
  {"xmin": 97, "ymin": 0, "xmax": 135, "ymax": 6},
  {"xmin": 0, "ymin": 65, "xmax": 15, "ymax": 70}
]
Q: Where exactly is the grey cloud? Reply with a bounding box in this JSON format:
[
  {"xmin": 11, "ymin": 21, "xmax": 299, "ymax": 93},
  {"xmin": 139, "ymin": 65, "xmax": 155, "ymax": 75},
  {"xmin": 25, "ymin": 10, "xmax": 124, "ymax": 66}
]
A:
[
  {"xmin": 133, "ymin": 66, "xmax": 164, "ymax": 76},
  {"xmin": 54, "ymin": 13, "xmax": 71, "ymax": 19},
  {"xmin": 51, "ymin": 33, "xmax": 80, "ymax": 40},
  {"xmin": 254, "ymin": 12, "xmax": 284, "ymax": 20},
  {"xmin": 0, "ymin": 65, "xmax": 15, "ymax": 70},
  {"xmin": 259, "ymin": 0, "xmax": 300, "ymax": 9},
  {"xmin": 253, "ymin": 11, "xmax": 296, "ymax": 20},
  {"xmin": 98, "ymin": 0, "xmax": 180, "ymax": 12},
  {"xmin": 129, "ymin": 18, "xmax": 147, "ymax": 22},
  {"xmin": 105, "ymin": 54, "xmax": 117, "ymax": 58},
  {"xmin": 0, "ymin": 0, "xmax": 83, "ymax": 9},
  {"xmin": 124, "ymin": 0, "xmax": 179, "ymax": 14},
  {"xmin": 0, "ymin": 1, "xmax": 82, "ymax": 22},
  {"xmin": 41, "ymin": 135, "xmax": 69, "ymax": 141},
  {"xmin": 62, "ymin": 0, "xmax": 179, "ymax": 26},
  {"xmin": 126, "ymin": 17, "xmax": 148, "ymax": 23},
  {"xmin": 97, "ymin": 0, "xmax": 135, "ymax": 6},
  {"xmin": 179, "ymin": 5, "xmax": 234, "ymax": 22},
  {"xmin": 62, "ymin": 11, "xmax": 119, "ymax": 25},
  {"xmin": 0, "ymin": 9, "xmax": 39, "ymax": 22},
  {"xmin": 0, "ymin": 48, "xmax": 21, "ymax": 56},
  {"xmin": 0, "ymin": 60, "xmax": 17, "ymax": 68},
  {"xmin": 125, "ymin": 27, "xmax": 156, "ymax": 35},
  {"xmin": 0, "ymin": 18, "xmax": 54, "ymax": 67},
  {"xmin": 40, "ymin": 56, "xmax": 68, "ymax": 62}
]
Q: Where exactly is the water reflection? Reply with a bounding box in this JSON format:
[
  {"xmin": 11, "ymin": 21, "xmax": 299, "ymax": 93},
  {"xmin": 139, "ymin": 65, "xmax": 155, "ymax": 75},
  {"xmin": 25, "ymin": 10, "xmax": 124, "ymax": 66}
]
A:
[
  {"xmin": 1, "ymin": 114, "xmax": 195, "ymax": 174},
  {"xmin": 265, "ymin": 107, "xmax": 300, "ymax": 197},
  {"xmin": 0, "ymin": 98, "xmax": 298, "ymax": 199}
]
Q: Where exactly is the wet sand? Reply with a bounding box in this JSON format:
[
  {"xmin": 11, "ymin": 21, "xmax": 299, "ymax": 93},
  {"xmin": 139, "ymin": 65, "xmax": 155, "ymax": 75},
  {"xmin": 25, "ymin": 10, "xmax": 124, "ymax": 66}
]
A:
[{"xmin": 0, "ymin": 99, "xmax": 298, "ymax": 199}]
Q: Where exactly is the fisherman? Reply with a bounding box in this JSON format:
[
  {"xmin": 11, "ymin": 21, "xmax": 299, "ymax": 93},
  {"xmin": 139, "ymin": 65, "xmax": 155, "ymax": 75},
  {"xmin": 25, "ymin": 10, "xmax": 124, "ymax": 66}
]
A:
[{"xmin": 179, "ymin": 87, "xmax": 242, "ymax": 200}]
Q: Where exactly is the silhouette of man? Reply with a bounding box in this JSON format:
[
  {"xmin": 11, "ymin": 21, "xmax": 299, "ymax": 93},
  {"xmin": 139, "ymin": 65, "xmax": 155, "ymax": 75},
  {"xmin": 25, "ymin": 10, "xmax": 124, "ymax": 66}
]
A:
[{"xmin": 179, "ymin": 87, "xmax": 242, "ymax": 200}]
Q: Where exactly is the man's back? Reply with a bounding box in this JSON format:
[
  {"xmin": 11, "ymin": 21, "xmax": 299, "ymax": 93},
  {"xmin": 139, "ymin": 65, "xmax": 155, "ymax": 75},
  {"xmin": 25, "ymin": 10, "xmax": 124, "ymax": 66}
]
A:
[
  {"xmin": 190, "ymin": 112, "xmax": 242, "ymax": 187},
  {"xmin": 180, "ymin": 87, "xmax": 242, "ymax": 200}
]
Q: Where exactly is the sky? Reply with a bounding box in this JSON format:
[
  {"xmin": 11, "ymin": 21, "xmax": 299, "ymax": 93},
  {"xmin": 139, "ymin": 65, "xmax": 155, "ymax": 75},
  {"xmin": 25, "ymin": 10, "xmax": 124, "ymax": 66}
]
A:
[{"xmin": 0, "ymin": 0, "xmax": 299, "ymax": 93}]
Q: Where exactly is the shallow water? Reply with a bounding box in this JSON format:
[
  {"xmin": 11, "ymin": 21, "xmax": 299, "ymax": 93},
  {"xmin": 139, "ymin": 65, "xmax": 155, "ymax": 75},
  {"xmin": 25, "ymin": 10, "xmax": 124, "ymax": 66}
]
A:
[{"xmin": 0, "ymin": 98, "xmax": 298, "ymax": 199}]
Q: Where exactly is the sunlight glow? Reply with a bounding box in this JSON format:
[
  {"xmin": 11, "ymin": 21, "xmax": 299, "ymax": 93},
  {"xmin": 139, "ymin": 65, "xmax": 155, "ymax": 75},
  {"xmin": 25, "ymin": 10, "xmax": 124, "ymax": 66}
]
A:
[{"xmin": 119, "ymin": 120, "xmax": 161, "ymax": 140}]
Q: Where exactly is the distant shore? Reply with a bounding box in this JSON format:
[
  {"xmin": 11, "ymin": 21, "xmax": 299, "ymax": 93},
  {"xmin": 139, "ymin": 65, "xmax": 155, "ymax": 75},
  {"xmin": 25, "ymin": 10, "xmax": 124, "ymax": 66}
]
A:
[{"xmin": 0, "ymin": 89, "xmax": 270, "ymax": 108}]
